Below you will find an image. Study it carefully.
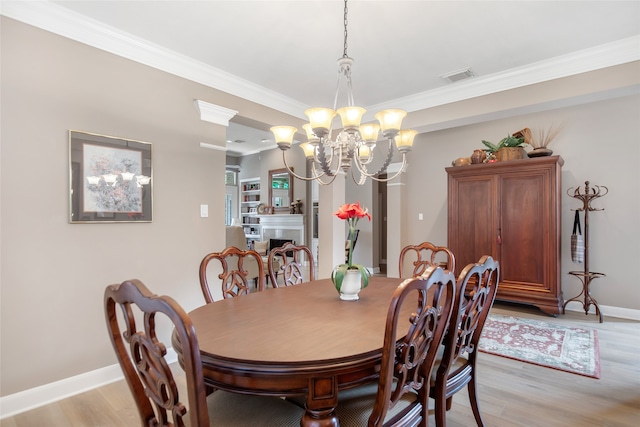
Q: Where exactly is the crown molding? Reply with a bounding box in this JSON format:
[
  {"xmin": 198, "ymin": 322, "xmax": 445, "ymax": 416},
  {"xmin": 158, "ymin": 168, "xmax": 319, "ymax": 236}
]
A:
[
  {"xmin": 371, "ymin": 36, "xmax": 640, "ymax": 115},
  {"xmin": 194, "ymin": 100, "xmax": 237, "ymax": 126},
  {"xmin": 3, "ymin": 1, "xmax": 638, "ymax": 121},
  {"xmin": 199, "ymin": 142, "xmax": 227, "ymax": 152},
  {"xmin": 0, "ymin": 0, "xmax": 308, "ymax": 119}
]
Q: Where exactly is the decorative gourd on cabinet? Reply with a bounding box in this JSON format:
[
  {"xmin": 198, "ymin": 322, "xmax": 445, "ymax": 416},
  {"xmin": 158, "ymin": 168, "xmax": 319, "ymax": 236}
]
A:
[{"xmin": 446, "ymin": 156, "xmax": 564, "ymax": 315}]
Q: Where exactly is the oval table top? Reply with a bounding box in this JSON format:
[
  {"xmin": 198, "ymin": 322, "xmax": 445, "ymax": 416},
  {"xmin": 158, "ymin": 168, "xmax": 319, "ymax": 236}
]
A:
[
  {"xmin": 185, "ymin": 276, "xmax": 407, "ymax": 427},
  {"xmin": 189, "ymin": 276, "xmax": 404, "ymax": 364}
]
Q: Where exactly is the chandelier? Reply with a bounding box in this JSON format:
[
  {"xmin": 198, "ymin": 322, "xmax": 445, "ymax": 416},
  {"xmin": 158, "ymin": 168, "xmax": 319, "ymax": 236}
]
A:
[{"xmin": 269, "ymin": 0, "xmax": 416, "ymax": 186}]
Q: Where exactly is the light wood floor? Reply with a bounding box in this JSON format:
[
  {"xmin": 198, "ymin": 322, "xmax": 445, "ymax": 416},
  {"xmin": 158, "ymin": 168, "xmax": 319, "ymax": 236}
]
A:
[{"xmin": 2, "ymin": 303, "xmax": 639, "ymax": 427}]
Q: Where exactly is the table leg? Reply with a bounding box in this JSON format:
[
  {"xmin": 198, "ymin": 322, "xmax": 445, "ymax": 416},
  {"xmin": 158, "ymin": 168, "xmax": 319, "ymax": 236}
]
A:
[
  {"xmin": 302, "ymin": 377, "xmax": 340, "ymax": 427},
  {"xmin": 301, "ymin": 408, "xmax": 339, "ymax": 427}
]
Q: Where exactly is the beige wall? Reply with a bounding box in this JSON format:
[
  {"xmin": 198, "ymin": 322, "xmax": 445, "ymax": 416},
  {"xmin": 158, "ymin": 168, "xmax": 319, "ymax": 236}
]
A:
[
  {"xmin": 1, "ymin": 16, "xmax": 639, "ymax": 401},
  {"xmin": 402, "ymin": 95, "xmax": 640, "ymax": 311},
  {"xmin": 0, "ymin": 17, "xmax": 297, "ymax": 396}
]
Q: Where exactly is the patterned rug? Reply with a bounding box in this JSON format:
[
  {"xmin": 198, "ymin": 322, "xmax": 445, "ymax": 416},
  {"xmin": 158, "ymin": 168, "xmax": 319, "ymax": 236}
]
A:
[{"xmin": 479, "ymin": 314, "xmax": 600, "ymax": 379}]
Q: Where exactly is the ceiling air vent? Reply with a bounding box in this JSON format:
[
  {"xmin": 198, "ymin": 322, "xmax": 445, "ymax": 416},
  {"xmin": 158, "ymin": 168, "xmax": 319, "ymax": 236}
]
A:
[{"xmin": 440, "ymin": 67, "xmax": 476, "ymax": 83}]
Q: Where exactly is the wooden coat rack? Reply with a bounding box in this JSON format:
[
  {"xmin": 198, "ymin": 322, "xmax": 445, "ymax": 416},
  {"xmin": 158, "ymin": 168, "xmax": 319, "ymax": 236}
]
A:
[{"xmin": 562, "ymin": 181, "xmax": 608, "ymax": 322}]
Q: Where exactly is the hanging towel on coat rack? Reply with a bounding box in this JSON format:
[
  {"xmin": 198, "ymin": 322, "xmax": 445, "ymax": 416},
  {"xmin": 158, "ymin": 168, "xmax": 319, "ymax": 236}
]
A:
[{"xmin": 571, "ymin": 210, "xmax": 585, "ymax": 263}]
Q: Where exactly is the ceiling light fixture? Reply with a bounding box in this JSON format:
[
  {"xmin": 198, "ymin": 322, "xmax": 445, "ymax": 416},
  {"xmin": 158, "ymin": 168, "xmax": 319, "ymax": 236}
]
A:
[{"xmin": 270, "ymin": 0, "xmax": 416, "ymax": 185}]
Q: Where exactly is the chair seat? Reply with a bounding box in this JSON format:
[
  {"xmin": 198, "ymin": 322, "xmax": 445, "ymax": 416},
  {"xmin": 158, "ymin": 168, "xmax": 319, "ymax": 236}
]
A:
[
  {"xmin": 333, "ymin": 382, "xmax": 421, "ymax": 426},
  {"xmin": 208, "ymin": 391, "xmax": 304, "ymax": 427},
  {"xmin": 430, "ymin": 344, "xmax": 469, "ymax": 386}
]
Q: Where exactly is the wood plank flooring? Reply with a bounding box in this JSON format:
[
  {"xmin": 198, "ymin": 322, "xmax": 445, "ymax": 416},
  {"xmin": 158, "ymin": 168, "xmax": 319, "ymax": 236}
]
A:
[{"xmin": 2, "ymin": 302, "xmax": 639, "ymax": 426}]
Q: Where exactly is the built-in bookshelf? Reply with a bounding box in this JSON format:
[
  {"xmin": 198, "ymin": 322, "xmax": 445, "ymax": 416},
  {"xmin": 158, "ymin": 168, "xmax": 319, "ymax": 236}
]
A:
[{"xmin": 240, "ymin": 178, "xmax": 261, "ymax": 246}]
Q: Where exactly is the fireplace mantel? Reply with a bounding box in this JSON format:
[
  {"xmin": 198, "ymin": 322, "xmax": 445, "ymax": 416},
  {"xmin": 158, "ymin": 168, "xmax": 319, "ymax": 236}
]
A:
[{"xmin": 258, "ymin": 214, "xmax": 305, "ymax": 245}]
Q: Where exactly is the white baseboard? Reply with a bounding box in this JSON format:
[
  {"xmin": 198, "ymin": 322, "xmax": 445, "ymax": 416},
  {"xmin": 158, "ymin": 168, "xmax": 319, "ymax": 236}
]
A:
[
  {"xmin": 563, "ymin": 302, "xmax": 640, "ymax": 321},
  {"xmin": 1, "ymin": 301, "xmax": 638, "ymax": 419},
  {"xmin": 0, "ymin": 364, "xmax": 123, "ymax": 419},
  {"xmin": 0, "ymin": 350, "xmax": 177, "ymax": 419}
]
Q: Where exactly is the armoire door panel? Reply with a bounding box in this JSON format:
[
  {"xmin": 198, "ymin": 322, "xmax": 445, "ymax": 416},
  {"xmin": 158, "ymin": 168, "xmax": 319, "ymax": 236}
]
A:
[
  {"xmin": 448, "ymin": 177, "xmax": 496, "ymax": 277},
  {"xmin": 499, "ymin": 173, "xmax": 546, "ymax": 287}
]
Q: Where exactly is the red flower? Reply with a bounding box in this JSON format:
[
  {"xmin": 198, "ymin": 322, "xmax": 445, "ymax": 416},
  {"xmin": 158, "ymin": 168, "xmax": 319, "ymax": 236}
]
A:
[
  {"xmin": 333, "ymin": 202, "xmax": 371, "ymax": 272},
  {"xmin": 333, "ymin": 202, "xmax": 371, "ymax": 222}
]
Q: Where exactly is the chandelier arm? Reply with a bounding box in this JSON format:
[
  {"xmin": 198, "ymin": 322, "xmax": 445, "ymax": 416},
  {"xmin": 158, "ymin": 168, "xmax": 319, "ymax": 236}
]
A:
[
  {"xmin": 368, "ymin": 155, "xmax": 408, "ymax": 182},
  {"xmin": 281, "ymin": 151, "xmax": 326, "ymax": 182},
  {"xmin": 352, "ymin": 138, "xmax": 395, "ymax": 178},
  {"xmin": 372, "ymin": 138, "xmax": 396, "ymax": 175},
  {"xmin": 317, "ymin": 138, "xmax": 340, "ymax": 177},
  {"xmin": 315, "ymin": 172, "xmax": 340, "ymax": 186},
  {"xmin": 311, "ymin": 161, "xmax": 340, "ymax": 185},
  {"xmin": 311, "ymin": 157, "xmax": 339, "ymax": 185},
  {"xmin": 350, "ymin": 166, "xmax": 368, "ymax": 186},
  {"xmin": 314, "ymin": 141, "xmax": 335, "ymax": 166}
]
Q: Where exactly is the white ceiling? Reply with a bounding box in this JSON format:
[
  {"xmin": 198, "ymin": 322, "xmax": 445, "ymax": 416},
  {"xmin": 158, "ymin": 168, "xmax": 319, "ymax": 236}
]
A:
[{"xmin": 5, "ymin": 1, "xmax": 639, "ymax": 156}]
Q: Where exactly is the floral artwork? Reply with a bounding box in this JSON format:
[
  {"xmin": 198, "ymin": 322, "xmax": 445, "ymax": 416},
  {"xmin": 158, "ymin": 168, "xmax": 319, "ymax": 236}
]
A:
[{"xmin": 82, "ymin": 143, "xmax": 143, "ymax": 213}]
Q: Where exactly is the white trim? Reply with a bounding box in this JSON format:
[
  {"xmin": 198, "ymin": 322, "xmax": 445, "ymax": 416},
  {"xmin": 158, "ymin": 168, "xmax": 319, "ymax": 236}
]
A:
[
  {"xmin": 0, "ymin": 365, "xmax": 123, "ymax": 419},
  {"xmin": 199, "ymin": 142, "xmax": 227, "ymax": 152},
  {"xmin": 0, "ymin": 350, "xmax": 178, "ymax": 419},
  {"xmin": 0, "ymin": 0, "xmax": 307, "ymax": 119},
  {"xmin": 2, "ymin": 2, "xmax": 638, "ymax": 120},
  {"xmin": 369, "ymin": 36, "xmax": 640, "ymax": 114},
  {"xmin": 194, "ymin": 100, "xmax": 237, "ymax": 126},
  {"xmin": 564, "ymin": 303, "xmax": 640, "ymax": 322}
]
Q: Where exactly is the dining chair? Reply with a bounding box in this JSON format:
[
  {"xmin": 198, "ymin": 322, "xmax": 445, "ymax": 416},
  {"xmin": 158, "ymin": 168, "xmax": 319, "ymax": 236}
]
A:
[
  {"xmin": 268, "ymin": 242, "xmax": 315, "ymax": 287},
  {"xmin": 199, "ymin": 246, "xmax": 265, "ymax": 303},
  {"xmin": 398, "ymin": 242, "xmax": 456, "ymax": 278},
  {"xmin": 104, "ymin": 279, "xmax": 304, "ymax": 427},
  {"xmin": 333, "ymin": 266, "xmax": 456, "ymax": 426},
  {"xmin": 430, "ymin": 255, "xmax": 500, "ymax": 427}
]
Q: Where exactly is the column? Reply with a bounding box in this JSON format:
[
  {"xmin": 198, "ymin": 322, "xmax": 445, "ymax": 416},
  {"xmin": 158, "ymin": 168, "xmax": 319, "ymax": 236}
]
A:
[{"xmin": 385, "ymin": 163, "xmax": 407, "ymax": 278}]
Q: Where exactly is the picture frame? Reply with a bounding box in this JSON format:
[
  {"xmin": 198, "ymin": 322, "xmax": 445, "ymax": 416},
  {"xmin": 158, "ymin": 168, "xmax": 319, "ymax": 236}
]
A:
[
  {"xmin": 69, "ymin": 130, "xmax": 153, "ymax": 223},
  {"xmin": 264, "ymin": 206, "xmax": 275, "ymax": 214}
]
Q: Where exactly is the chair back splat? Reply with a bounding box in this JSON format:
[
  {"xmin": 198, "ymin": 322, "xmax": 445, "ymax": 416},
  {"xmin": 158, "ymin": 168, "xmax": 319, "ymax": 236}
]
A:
[
  {"xmin": 268, "ymin": 242, "xmax": 315, "ymax": 287},
  {"xmin": 199, "ymin": 246, "xmax": 265, "ymax": 302},
  {"xmin": 431, "ymin": 255, "xmax": 500, "ymax": 427},
  {"xmin": 334, "ymin": 266, "xmax": 456, "ymax": 427},
  {"xmin": 105, "ymin": 280, "xmax": 305, "ymax": 427},
  {"xmin": 399, "ymin": 242, "xmax": 456, "ymax": 278},
  {"xmin": 105, "ymin": 279, "xmax": 210, "ymax": 426}
]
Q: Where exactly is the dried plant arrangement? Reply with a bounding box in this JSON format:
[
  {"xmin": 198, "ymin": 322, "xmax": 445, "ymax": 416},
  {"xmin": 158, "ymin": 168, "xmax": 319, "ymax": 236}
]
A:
[{"xmin": 530, "ymin": 124, "xmax": 563, "ymax": 149}]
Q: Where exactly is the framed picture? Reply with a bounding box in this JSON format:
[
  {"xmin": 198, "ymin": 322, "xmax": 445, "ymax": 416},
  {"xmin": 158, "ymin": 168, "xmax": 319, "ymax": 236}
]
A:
[{"xmin": 69, "ymin": 130, "xmax": 153, "ymax": 223}]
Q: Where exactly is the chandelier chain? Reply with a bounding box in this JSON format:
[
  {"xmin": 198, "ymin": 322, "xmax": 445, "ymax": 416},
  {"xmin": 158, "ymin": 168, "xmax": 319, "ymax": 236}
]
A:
[{"xmin": 343, "ymin": 0, "xmax": 349, "ymax": 58}]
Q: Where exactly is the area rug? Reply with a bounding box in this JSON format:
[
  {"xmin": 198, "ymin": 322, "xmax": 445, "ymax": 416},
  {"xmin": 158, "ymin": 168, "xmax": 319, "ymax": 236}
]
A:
[{"xmin": 479, "ymin": 314, "xmax": 600, "ymax": 379}]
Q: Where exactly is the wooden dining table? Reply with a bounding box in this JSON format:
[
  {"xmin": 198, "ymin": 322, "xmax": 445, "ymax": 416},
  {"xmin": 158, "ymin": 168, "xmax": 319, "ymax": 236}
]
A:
[{"xmin": 179, "ymin": 276, "xmax": 406, "ymax": 427}]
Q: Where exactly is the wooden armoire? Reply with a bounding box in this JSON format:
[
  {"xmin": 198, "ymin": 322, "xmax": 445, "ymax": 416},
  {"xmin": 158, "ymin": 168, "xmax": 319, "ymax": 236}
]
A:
[{"xmin": 446, "ymin": 155, "xmax": 564, "ymax": 315}]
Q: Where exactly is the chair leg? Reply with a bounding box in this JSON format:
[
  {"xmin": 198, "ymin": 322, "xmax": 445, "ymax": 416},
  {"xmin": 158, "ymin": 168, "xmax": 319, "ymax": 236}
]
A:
[
  {"xmin": 467, "ymin": 374, "xmax": 485, "ymax": 427},
  {"xmin": 434, "ymin": 389, "xmax": 448, "ymax": 427},
  {"xmin": 445, "ymin": 396, "xmax": 453, "ymax": 410}
]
